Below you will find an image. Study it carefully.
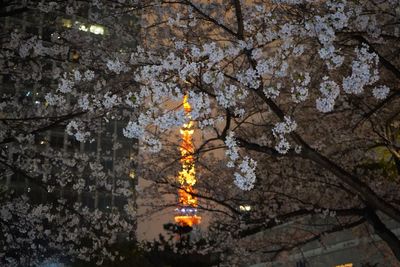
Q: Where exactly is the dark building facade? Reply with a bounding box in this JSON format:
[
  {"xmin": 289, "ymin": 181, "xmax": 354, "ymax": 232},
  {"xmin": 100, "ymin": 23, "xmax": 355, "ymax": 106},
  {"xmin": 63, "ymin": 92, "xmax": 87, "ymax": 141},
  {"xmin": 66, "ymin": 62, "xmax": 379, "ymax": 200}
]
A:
[{"xmin": 0, "ymin": 2, "xmax": 140, "ymax": 263}]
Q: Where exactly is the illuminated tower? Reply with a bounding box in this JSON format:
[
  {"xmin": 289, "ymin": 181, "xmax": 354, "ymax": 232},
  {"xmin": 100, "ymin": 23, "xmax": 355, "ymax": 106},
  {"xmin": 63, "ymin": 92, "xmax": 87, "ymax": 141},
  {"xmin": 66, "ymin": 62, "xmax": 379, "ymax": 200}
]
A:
[{"xmin": 174, "ymin": 95, "xmax": 201, "ymax": 227}]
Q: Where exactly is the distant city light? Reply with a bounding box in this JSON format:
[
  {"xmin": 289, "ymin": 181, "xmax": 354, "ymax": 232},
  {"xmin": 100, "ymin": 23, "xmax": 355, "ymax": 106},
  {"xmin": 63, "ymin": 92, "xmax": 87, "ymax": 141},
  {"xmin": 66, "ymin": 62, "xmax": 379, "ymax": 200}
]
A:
[
  {"xmin": 239, "ymin": 205, "xmax": 251, "ymax": 212},
  {"xmin": 89, "ymin": 25, "xmax": 104, "ymax": 35},
  {"xmin": 62, "ymin": 19, "xmax": 72, "ymax": 28},
  {"xmin": 78, "ymin": 24, "xmax": 88, "ymax": 32},
  {"xmin": 62, "ymin": 19, "xmax": 104, "ymax": 35}
]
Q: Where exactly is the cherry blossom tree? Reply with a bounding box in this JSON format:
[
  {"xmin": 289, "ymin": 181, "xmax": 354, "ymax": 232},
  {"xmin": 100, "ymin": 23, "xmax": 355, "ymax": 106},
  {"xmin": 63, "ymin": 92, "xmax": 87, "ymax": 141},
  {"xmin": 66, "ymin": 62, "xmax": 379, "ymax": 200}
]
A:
[
  {"xmin": 133, "ymin": 0, "xmax": 400, "ymax": 264},
  {"xmin": 2, "ymin": 0, "xmax": 400, "ymax": 266},
  {"xmin": 1, "ymin": 1, "xmax": 140, "ymax": 265}
]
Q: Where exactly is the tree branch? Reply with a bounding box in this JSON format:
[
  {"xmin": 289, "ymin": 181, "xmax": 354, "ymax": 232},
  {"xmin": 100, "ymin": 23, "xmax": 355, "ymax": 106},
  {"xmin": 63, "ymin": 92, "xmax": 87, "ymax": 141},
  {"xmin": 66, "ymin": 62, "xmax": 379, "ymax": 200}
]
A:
[
  {"xmin": 364, "ymin": 207, "xmax": 400, "ymax": 261},
  {"xmin": 232, "ymin": 0, "xmax": 244, "ymax": 39}
]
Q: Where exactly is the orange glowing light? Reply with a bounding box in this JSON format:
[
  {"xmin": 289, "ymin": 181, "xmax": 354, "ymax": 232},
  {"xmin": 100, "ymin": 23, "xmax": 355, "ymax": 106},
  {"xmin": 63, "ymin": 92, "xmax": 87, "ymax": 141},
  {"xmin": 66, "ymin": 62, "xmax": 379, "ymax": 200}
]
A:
[
  {"xmin": 174, "ymin": 215, "xmax": 201, "ymax": 227},
  {"xmin": 174, "ymin": 94, "xmax": 201, "ymax": 227}
]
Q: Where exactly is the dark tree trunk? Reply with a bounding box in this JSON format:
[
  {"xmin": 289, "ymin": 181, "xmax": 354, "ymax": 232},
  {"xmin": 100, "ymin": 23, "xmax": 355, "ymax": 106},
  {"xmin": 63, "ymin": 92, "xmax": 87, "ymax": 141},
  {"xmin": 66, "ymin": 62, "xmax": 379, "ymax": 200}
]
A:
[{"xmin": 364, "ymin": 207, "xmax": 400, "ymax": 262}]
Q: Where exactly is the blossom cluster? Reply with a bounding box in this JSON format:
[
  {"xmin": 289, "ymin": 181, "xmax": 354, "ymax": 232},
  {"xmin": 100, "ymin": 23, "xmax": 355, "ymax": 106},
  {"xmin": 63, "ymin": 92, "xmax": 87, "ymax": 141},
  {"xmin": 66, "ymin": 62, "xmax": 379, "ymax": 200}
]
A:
[
  {"xmin": 316, "ymin": 77, "xmax": 340, "ymax": 113},
  {"xmin": 290, "ymin": 72, "xmax": 311, "ymax": 103},
  {"xmin": 342, "ymin": 44, "xmax": 379, "ymax": 95},
  {"xmin": 225, "ymin": 131, "xmax": 239, "ymax": 168},
  {"xmin": 372, "ymin": 85, "xmax": 390, "ymax": 100},
  {"xmin": 272, "ymin": 116, "xmax": 297, "ymax": 154},
  {"xmin": 106, "ymin": 58, "xmax": 129, "ymax": 74},
  {"xmin": 233, "ymin": 157, "xmax": 257, "ymax": 191},
  {"xmin": 66, "ymin": 120, "xmax": 91, "ymax": 142},
  {"xmin": 216, "ymin": 85, "xmax": 249, "ymax": 116},
  {"xmin": 225, "ymin": 132, "xmax": 257, "ymax": 190}
]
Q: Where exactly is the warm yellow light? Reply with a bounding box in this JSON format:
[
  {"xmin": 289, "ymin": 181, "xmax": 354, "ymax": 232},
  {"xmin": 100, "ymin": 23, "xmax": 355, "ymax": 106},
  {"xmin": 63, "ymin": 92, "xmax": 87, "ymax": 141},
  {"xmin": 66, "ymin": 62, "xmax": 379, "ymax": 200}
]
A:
[
  {"xmin": 129, "ymin": 169, "xmax": 135, "ymax": 179},
  {"xmin": 180, "ymin": 129, "xmax": 194, "ymax": 135},
  {"xmin": 174, "ymin": 94, "xmax": 201, "ymax": 227},
  {"xmin": 183, "ymin": 95, "xmax": 191, "ymax": 113},
  {"xmin": 178, "ymin": 168, "xmax": 196, "ymax": 186},
  {"xmin": 174, "ymin": 215, "xmax": 201, "ymax": 227},
  {"xmin": 62, "ymin": 19, "xmax": 104, "ymax": 35},
  {"xmin": 62, "ymin": 19, "xmax": 72, "ymax": 28},
  {"xmin": 335, "ymin": 264, "xmax": 353, "ymax": 267},
  {"xmin": 240, "ymin": 205, "xmax": 251, "ymax": 211}
]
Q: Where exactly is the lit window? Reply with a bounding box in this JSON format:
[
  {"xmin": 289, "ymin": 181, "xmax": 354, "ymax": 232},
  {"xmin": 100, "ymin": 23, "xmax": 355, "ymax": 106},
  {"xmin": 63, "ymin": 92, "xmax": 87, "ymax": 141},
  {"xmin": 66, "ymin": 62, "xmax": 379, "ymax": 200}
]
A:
[
  {"xmin": 129, "ymin": 170, "xmax": 135, "ymax": 179},
  {"xmin": 62, "ymin": 19, "xmax": 72, "ymax": 28},
  {"xmin": 89, "ymin": 25, "xmax": 104, "ymax": 35},
  {"xmin": 78, "ymin": 24, "xmax": 88, "ymax": 32},
  {"xmin": 69, "ymin": 50, "xmax": 80, "ymax": 62},
  {"xmin": 73, "ymin": 21, "xmax": 89, "ymax": 32},
  {"xmin": 335, "ymin": 264, "xmax": 353, "ymax": 267},
  {"xmin": 239, "ymin": 205, "xmax": 251, "ymax": 212},
  {"xmin": 62, "ymin": 19, "xmax": 105, "ymax": 35}
]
